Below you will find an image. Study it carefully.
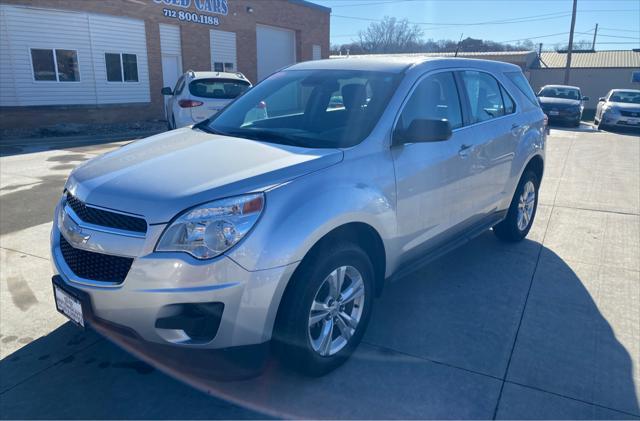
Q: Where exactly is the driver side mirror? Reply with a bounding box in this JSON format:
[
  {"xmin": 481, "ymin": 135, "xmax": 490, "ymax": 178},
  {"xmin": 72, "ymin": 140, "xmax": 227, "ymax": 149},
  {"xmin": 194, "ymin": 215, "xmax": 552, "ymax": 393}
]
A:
[
  {"xmin": 393, "ymin": 119, "xmax": 452, "ymax": 145},
  {"xmin": 161, "ymin": 87, "xmax": 173, "ymax": 96},
  {"xmin": 598, "ymin": 97, "xmax": 606, "ymax": 102},
  {"xmin": 582, "ymin": 96, "xmax": 590, "ymax": 101}
]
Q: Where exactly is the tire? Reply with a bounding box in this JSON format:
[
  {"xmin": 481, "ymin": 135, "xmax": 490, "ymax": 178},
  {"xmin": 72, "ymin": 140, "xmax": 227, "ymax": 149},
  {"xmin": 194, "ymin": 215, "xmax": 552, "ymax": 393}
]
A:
[
  {"xmin": 493, "ymin": 170, "xmax": 539, "ymax": 242},
  {"xmin": 274, "ymin": 241, "xmax": 375, "ymax": 376}
]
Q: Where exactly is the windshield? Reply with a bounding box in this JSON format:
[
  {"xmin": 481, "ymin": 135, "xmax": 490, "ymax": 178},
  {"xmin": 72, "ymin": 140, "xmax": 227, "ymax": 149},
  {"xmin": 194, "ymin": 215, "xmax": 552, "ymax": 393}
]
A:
[
  {"xmin": 538, "ymin": 87, "xmax": 581, "ymax": 100},
  {"xmin": 609, "ymin": 91, "xmax": 640, "ymax": 104},
  {"xmin": 203, "ymin": 69, "xmax": 401, "ymax": 148},
  {"xmin": 189, "ymin": 78, "xmax": 251, "ymax": 99}
]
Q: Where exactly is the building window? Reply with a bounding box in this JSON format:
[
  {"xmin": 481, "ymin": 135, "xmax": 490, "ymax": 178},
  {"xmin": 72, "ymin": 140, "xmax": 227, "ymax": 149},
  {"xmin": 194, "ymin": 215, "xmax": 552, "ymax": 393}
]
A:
[
  {"xmin": 224, "ymin": 62, "xmax": 234, "ymax": 72},
  {"xmin": 31, "ymin": 48, "xmax": 79, "ymax": 82},
  {"xmin": 105, "ymin": 53, "xmax": 139, "ymax": 82},
  {"xmin": 213, "ymin": 62, "xmax": 224, "ymax": 72},
  {"xmin": 312, "ymin": 44, "xmax": 321, "ymax": 61}
]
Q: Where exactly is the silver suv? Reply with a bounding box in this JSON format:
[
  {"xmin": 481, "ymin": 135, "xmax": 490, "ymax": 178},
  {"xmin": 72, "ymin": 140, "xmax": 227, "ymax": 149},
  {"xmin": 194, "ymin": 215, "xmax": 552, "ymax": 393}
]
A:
[{"xmin": 51, "ymin": 57, "xmax": 546, "ymax": 376}]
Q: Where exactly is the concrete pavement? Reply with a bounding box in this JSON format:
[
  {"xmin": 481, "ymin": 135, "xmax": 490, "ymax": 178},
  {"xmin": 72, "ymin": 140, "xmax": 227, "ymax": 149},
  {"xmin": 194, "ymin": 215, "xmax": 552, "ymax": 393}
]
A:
[{"xmin": 0, "ymin": 129, "xmax": 638, "ymax": 419}]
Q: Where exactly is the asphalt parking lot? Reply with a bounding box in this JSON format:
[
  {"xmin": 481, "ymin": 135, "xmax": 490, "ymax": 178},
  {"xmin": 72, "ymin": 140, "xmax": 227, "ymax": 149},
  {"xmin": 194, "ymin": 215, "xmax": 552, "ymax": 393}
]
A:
[{"xmin": 0, "ymin": 126, "xmax": 638, "ymax": 419}]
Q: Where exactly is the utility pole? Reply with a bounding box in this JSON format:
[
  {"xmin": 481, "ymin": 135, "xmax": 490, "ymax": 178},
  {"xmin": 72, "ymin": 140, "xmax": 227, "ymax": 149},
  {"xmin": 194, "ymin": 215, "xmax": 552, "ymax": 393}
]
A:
[
  {"xmin": 564, "ymin": 0, "xmax": 578, "ymax": 84},
  {"xmin": 591, "ymin": 23, "xmax": 598, "ymax": 50}
]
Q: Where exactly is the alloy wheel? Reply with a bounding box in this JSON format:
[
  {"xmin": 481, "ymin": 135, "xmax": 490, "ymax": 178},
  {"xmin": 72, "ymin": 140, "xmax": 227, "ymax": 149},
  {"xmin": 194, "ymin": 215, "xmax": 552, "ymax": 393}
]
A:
[
  {"xmin": 308, "ymin": 265, "xmax": 365, "ymax": 357},
  {"xmin": 517, "ymin": 180, "xmax": 536, "ymax": 231}
]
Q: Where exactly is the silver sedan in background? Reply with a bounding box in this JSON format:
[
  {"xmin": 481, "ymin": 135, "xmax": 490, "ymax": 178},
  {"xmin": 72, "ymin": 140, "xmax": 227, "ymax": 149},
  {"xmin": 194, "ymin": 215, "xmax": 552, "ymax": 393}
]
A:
[{"xmin": 595, "ymin": 89, "xmax": 640, "ymax": 131}]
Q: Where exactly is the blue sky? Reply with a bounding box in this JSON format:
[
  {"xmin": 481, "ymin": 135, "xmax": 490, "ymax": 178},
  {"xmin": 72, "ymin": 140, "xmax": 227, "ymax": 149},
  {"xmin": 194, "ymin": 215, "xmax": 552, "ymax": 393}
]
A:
[{"xmin": 313, "ymin": 0, "xmax": 640, "ymax": 50}]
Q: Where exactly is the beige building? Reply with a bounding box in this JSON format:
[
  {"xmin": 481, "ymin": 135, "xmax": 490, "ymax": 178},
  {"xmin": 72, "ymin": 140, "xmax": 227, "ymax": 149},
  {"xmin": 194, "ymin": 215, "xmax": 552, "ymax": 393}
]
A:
[{"xmin": 529, "ymin": 50, "xmax": 640, "ymax": 115}]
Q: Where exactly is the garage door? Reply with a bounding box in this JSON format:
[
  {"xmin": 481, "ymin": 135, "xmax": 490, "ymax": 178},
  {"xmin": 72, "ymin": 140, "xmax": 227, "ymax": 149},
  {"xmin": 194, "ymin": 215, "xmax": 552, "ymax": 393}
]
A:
[{"xmin": 256, "ymin": 24, "xmax": 295, "ymax": 81}]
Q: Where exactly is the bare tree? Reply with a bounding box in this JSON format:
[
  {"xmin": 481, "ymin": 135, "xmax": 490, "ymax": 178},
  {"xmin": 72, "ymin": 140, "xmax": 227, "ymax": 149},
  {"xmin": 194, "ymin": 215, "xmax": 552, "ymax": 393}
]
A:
[
  {"xmin": 358, "ymin": 16, "xmax": 424, "ymax": 53},
  {"xmin": 555, "ymin": 39, "xmax": 593, "ymax": 51}
]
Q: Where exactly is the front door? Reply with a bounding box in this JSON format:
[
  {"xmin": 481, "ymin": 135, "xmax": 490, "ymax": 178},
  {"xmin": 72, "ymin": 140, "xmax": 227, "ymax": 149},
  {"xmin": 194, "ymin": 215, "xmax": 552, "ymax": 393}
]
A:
[
  {"xmin": 392, "ymin": 71, "xmax": 471, "ymax": 262},
  {"xmin": 161, "ymin": 55, "xmax": 181, "ymax": 118}
]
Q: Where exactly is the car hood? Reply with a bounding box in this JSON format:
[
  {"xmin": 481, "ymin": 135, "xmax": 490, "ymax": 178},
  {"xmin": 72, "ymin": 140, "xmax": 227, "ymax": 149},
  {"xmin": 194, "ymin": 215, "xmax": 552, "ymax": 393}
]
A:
[
  {"xmin": 538, "ymin": 97, "xmax": 581, "ymax": 107},
  {"xmin": 66, "ymin": 128, "xmax": 343, "ymax": 224},
  {"xmin": 608, "ymin": 102, "xmax": 640, "ymax": 111}
]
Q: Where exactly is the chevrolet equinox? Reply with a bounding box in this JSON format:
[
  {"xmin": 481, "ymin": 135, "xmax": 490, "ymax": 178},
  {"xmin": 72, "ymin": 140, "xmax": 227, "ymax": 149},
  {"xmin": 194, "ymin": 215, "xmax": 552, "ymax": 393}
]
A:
[{"xmin": 51, "ymin": 57, "xmax": 546, "ymax": 376}]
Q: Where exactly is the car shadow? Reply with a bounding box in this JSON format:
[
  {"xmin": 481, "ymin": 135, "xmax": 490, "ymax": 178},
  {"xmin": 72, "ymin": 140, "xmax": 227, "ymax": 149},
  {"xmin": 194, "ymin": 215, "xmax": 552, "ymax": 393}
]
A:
[
  {"xmin": 598, "ymin": 126, "xmax": 640, "ymax": 137},
  {"xmin": 0, "ymin": 234, "xmax": 638, "ymax": 419}
]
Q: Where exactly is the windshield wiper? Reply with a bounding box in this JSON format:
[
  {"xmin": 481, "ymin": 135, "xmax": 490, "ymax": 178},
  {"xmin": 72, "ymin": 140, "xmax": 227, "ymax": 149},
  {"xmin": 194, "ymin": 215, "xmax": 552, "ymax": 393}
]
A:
[
  {"xmin": 223, "ymin": 129, "xmax": 315, "ymax": 147},
  {"xmin": 194, "ymin": 123, "xmax": 228, "ymax": 136}
]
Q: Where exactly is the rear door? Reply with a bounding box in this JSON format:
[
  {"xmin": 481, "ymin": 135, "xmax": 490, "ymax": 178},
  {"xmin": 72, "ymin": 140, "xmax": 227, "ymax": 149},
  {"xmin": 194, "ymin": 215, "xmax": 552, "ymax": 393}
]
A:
[{"xmin": 456, "ymin": 70, "xmax": 519, "ymax": 218}]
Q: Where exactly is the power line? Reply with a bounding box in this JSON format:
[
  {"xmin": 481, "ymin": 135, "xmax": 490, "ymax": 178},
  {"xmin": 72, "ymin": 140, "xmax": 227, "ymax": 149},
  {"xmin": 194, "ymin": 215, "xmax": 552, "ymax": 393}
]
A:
[
  {"xmin": 332, "ymin": 11, "xmax": 573, "ymax": 26},
  {"xmin": 498, "ymin": 31, "xmax": 570, "ymax": 43},
  {"xmin": 598, "ymin": 27, "xmax": 640, "ymax": 33},
  {"xmin": 576, "ymin": 31, "xmax": 640, "ymax": 40}
]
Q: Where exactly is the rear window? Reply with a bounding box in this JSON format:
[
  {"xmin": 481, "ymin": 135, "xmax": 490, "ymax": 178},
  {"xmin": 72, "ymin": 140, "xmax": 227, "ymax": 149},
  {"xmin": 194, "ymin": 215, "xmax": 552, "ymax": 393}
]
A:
[
  {"xmin": 506, "ymin": 71, "xmax": 539, "ymax": 107},
  {"xmin": 189, "ymin": 78, "xmax": 251, "ymax": 99}
]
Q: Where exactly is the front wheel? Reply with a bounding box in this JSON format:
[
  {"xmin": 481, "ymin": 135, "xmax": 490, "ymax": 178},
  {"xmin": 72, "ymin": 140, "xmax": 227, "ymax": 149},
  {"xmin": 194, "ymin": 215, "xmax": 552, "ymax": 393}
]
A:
[
  {"xmin": 274, "ymin": 242, "xmax": 374, "ymax": 376},
  {"xmin": 494, "ymin": 170, "xmax": 539, "ymax": 242}
]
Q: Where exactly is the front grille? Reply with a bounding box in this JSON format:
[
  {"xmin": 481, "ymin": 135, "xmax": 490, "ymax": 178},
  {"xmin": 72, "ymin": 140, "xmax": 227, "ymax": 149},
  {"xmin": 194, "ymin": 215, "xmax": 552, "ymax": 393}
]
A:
[
  {"xmin": 620, "ymin": 110, "xmax": 639, "ymax": 117},
  {"xmin": 59, "ymin": 235, "xmax": 133, "ymax": 284},
  {"xmin": 66, "ymin": 192, "xmax": 147, "ymax": 233}
]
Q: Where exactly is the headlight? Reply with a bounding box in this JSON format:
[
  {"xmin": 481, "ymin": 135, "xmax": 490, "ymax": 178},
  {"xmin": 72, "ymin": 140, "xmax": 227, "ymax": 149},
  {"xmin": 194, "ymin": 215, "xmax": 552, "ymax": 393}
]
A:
[
  {"xmin": 605, "ymin": 105, "xmax": 620, "ymax": 114},
  {"xmin": 156, "ymin": 193, "xmax": 264, "ymax": 259}
]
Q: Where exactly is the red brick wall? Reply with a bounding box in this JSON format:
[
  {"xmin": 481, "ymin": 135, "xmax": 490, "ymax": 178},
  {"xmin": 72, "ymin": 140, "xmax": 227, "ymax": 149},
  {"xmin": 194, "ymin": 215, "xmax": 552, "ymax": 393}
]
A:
[{"xmin": 0, "ymin": 0, "xmax": 330, "ymax": 129}]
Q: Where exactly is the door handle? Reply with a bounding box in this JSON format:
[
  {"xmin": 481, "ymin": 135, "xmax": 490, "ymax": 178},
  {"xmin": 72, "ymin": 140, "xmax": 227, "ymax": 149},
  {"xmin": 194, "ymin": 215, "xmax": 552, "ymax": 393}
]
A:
[{"xmin": 458, "ymin": 144, "xmax": 472, "ymax": 157}]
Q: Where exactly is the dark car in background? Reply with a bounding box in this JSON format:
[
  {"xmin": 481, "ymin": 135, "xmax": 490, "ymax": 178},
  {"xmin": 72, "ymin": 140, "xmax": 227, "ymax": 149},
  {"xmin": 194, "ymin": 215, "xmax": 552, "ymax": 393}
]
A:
[{"xmin": 537, "ymin": 85, "xmax": 588, "ymax": 127}]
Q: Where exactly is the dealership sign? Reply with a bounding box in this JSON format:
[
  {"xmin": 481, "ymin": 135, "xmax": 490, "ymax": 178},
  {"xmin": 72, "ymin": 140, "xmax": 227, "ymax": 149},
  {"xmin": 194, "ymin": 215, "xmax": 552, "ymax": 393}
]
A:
[{"xmin": 154, "ymin": 0, "xmax": 229, "ymax": 26}]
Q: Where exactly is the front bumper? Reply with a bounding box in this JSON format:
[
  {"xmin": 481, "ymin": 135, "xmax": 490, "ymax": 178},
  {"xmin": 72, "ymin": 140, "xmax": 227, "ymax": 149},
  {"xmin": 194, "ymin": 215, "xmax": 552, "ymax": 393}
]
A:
[
  {"xmin": 543, "ymin": 109, "xmax": 581, "ymax": 124},
  {"xmin": 601, "ymin": 112, "xmax": 640, "ymax": 128},
  {"xmin": 51, "ymin": 205, "xmax": 298, "ymax": 350}
]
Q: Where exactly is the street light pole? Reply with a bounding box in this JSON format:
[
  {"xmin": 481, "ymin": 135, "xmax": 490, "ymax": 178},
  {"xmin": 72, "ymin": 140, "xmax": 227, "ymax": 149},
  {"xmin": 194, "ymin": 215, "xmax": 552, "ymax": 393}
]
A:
[
  {"xmin": 591, "ymin": 23, "xmax": 598, "ymax": 50},
  {"xmin": 564, "ymin": 0, "xmax": 578, "ymax": 84}
]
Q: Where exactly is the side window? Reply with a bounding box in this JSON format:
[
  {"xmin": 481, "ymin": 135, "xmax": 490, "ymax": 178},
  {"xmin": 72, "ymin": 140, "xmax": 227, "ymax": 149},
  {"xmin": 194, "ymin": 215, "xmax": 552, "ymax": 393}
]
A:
[
  {"xmin": 105, "ymin": 53, "xmax": 139, "ymax": 83},
  {"xmin": 506, "ymin": 71, "xmax": 539, "ymax": 107},
  {"xmin": 398, "ymin": 72, "xmax": 463, "ymax": 131},
  {"xmin": 31, "ymin": 48, "xmax": 79, "ymax": 82},
  {"xmin": 501, "ymin": 85, "xmax": 515, "ymax": 114},
  {"xmin": 460, "ymin": 71, "xmax": 505, "ymax": 123}
]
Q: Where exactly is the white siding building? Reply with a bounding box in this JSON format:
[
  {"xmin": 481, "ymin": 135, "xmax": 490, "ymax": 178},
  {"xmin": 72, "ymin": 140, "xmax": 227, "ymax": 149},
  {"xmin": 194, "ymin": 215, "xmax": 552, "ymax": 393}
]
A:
[
  {"xmin": 0, "ymin": 5, "xmax": 150, "ymax": 107},
  {"xmin": 0, "ymin": 0, "xmax": 330, "ymax": 130}
]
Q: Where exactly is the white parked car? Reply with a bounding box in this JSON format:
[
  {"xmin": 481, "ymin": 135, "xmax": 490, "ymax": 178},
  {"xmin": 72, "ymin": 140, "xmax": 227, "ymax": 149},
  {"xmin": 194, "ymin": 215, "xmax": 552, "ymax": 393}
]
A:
[
  {"xmin": 594, "ymin": 89, "xmax": 640, "ymax": 131},
  {"xmin": 162, "ymin": 70, "xmax": 252, "ymax": 129}
]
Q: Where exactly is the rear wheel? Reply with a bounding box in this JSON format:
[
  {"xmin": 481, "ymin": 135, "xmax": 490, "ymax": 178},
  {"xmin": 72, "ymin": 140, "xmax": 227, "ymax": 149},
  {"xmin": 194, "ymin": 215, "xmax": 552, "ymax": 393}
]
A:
[
  {"xmin": 494, "ymin": 170, "xmax": 539, "ymax": 242},
  {"xmin": 274, "ymin": 241, "xmax": 374, "ymax": 376}
]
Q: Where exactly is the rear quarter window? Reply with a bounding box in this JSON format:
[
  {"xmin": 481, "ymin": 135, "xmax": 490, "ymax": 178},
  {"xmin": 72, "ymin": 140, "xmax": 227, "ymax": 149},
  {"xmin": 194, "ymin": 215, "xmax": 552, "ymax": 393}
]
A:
[
  {"xmin": 189, "ymin": 78, "xmax": 251, "ymax": 99},
  {"xmin": 506, "ymin": 72, "xmax": 539, "ymax": 107}
]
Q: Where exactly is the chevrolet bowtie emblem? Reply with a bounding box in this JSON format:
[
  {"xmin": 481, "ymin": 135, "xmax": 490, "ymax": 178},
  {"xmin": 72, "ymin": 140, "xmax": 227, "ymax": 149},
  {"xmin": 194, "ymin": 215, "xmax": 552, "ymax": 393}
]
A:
[{"xmin": 60, "ymin": 207, "xmax": 91, "ymax": 245}]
